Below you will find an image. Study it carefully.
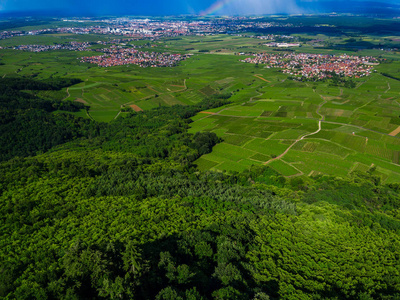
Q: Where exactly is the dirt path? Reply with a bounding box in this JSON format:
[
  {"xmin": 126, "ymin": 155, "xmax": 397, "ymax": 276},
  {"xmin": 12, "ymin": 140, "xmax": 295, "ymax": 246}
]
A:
[
  {"xmin": 316, "ymin": 96, "xmax": 327, "ymax": 120},
  {"xmin": 385, "ymin": 82, "xmax": 391, "ymax": 94},
  {"xmin": 286, "ymin": 170, "xmax": 305, "ymax": 178},
  {"xmin": 171, "ymin": 79, "xmax": 187, "ymax": 92},
  {"xmin": 243, "ymin": 90, "xmax": 263, "ymax": 106},
  {"xmin": 264, "ymin": 97, "xmax": 326, "ymax": 165},
  {"xmin": 62, "ymin": 87, "xmax": 71, "ymax": 101},
  {"xmin": 86, "ymin": 110, "xmax": 95, "ymax": 121},
  {"xmin": 253, "ymin": 74, "xmax": 271, "ymax": 83},
  {"xmin": 353, "ymin": 98, "xmax": 375, "ymax": 113},
  {"xmin": 264, "ymin": 119, "xmax": 322, "ymax": 165},
  {"xmin": 114, "ymin": 111, "xmax": 121, "ymax": 120}
]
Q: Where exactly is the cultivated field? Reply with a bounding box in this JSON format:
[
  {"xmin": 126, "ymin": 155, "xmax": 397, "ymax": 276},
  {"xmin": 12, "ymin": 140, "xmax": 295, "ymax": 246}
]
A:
[{"xmin": 1, "ymin": 22, "xmax": 400, "ymax": 181}]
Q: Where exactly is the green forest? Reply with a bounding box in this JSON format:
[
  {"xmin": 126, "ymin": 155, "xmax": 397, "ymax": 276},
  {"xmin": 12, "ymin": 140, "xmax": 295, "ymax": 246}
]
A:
[{"xmin": 1, "ymin": 76, "xmax": 400, "ymax": 300}]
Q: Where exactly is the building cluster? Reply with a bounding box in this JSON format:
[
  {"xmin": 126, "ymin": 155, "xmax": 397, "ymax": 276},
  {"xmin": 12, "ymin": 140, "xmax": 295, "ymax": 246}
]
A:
[
  {"xmin": 87, "ymin": 18, "xmax": 299, "ymax": 38},
  {"xmin": 0, "ymin": 28, "xmax": 90, "ymax": 40},
  {"xmin": 1, "ymin": 17, "xmax": 299, "ymax": 41},
  {"xmin": 242, "ymin": 53, "xmax": 379, "ymax": 79},
  {"xmin": 95, "ymin": 38, "xmax": 138, "ymax": 45},
  {"xmin": 13, "ymin": 42, "xmax": 92, "ymax": 52},
  {"xmin": 0, "ymin": 30, "xmax": 24, "ymax": 40},
  {"xmin": 9, "ymin": 39, "xmax": 151, "ymax": 53},
  {"xmin": 265, "ymin": 42, "xmax": 301, "ymax": 47},
  {"xmin": 233, "ymin": 34, "xmax": 298, "ymax": 42},
  {"xmin": 80, "ymin": 45, "xmax": 191, "ymax": 68}
]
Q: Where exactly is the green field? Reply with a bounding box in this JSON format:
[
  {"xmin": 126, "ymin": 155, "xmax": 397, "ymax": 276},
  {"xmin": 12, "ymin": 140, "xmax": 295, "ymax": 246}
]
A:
[
  {"xmin": 1, "ymin": 26, "xmax": 400, "ymax": 181},
  {"xmin": 4, "ymin": 16, "xmax": 400, "ymax": 300},
  {"xmin": 187, "ymin": 57, "xmax": 400, "ymax": 182}
]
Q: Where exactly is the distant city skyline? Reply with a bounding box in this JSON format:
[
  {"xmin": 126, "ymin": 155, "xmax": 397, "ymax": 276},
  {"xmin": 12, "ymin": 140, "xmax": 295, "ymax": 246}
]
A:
[{"xmin": 0, "ymin": 0, "xmax": 399, "ymax": 16}]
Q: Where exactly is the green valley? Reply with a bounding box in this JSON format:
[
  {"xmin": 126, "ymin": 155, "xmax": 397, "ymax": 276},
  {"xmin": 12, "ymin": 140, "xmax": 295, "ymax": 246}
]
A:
[{"xmin": 1, "ymin": 15, "xmax": 400, "ymax": 299}]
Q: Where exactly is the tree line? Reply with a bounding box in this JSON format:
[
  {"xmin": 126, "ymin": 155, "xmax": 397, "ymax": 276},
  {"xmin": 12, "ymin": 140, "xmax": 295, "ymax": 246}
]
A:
[{"xmin": 1, "ymin": 76, "xmax": 400, "ymax": 299}]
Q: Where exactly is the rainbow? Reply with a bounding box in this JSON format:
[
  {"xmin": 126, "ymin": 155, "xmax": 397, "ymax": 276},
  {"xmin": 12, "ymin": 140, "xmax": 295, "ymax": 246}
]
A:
[{"xmin": 200, "ymin": 0, "xmax": 233, "ymax": 16}]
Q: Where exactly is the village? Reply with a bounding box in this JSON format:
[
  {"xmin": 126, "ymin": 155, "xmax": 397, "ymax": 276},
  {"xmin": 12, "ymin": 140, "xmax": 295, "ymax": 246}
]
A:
[
  {"xmin": 80, "ymin": 45, "xmax": 191, "ymax": 67},
  {"xmin": 13, "ymin": 41, "xmax": 92, "ymax": 52},
  {"xmin": 241, "ymin": 52, "xmax": 379, "ymax": 79},
  {"xmin": 9, "ymin": 38, "xmax": 151, "ymax": 52}
]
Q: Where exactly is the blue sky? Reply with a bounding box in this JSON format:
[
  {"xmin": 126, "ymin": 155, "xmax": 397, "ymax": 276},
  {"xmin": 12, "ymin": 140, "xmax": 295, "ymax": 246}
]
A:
[{"xmin": 0, "ymin": 0, "xmax": 398, "ymax": 16}]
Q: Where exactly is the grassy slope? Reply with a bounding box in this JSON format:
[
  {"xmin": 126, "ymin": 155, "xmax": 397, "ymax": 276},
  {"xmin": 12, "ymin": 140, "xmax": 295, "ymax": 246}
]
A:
[{"xmin": 1, "ymin": 30, "xmax": 400, "ymax": 181}]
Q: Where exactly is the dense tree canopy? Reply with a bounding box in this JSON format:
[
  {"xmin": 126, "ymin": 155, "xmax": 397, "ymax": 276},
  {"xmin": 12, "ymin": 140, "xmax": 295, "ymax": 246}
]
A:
[{"xmin": 1, "ymin": 76, "xmax": 400, "ymax": 299}]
